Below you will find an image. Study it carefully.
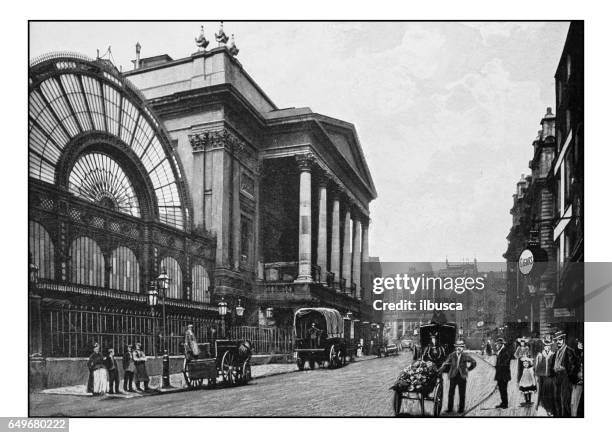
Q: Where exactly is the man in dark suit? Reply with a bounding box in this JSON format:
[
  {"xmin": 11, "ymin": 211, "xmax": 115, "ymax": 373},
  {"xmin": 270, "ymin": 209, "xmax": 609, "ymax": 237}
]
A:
[
  {"xmin": 552, "ymin": 331, "xmax": 577, "ymax": 417},
  {"xmin": 494, "ymin": 337, "xmax": 512, "ymax": 409},
  {"xmin": 439, "ymin": 340, "xmax": 477, "ymax": 414}
]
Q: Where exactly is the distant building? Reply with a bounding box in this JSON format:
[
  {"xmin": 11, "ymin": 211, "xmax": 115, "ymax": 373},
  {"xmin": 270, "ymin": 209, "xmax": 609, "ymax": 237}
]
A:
[{"xmin": 381, "ymin": 263, "xmax": 434, "ymax": 340}]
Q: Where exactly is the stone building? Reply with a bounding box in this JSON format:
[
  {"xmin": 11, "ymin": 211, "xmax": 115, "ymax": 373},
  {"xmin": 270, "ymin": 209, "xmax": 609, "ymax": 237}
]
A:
[
  {"xmin": 503, "ymin": 22, "xmax": 583, "ymax": 345},
  {"xmin": 504, "ymin": 174, "xmax": 533, "ymax": 339},
  {"xmin": 28, "ymin": 32, "xmax": 378, "ymax": 362},
  {"xmin": 551, "ymin": 21, "xmax": 583, "ymax": 342}
]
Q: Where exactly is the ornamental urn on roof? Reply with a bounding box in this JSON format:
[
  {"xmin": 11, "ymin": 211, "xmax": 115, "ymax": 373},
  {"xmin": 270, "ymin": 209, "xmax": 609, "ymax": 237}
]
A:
[
  {"xmin": 228, "ymin": 34, "xmax": 239, "ymax": 56},
  {"xmin": 195, "ymin": 25, "xmax": 209, "ymax": 51},
  {"xmin": 215, "ymin": 21, "xmax": 229, "ymax": 46}
]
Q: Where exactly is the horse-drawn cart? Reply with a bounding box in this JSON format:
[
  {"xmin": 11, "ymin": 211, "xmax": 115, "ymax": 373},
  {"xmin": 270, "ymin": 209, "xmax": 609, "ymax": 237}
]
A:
[
  {"xmin": 391, "ymin": 320, "xmax": 457, "ymax": 416},
  {"xmin": 182, "ymin": 339, "xmax": 252, "ymax": 388},
  {"xmin": 293, "ymin": 308, "xmax": 348, "ymax": 370}
]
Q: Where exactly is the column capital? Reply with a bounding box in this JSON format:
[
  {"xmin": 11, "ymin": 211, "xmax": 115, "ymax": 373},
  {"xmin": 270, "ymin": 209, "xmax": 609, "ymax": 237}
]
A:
[
  {"xmin": 295, "ymin": 153, "xmax": 316, "ymax": 172},
  {"xmin": 315, "ymin": 170, "xmax": 332, "ymax": 187}
]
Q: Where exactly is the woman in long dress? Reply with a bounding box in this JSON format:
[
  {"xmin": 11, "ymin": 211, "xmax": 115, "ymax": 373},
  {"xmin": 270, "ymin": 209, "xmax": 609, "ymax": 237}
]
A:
[
  {"xmin": 534, "ymin": 337, "xmax": 556, "ymax": 416},
  {"xmin": 132, "ymin": 342, "xmax": 150, "ymax": 391},
  {"xmin": 87, "ymin": 343, "xmax": 109, "ymax": 395}
]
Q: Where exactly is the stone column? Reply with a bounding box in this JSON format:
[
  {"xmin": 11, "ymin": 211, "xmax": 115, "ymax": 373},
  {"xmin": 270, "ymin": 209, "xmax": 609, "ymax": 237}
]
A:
[
  {"xmin": 330, "ymin": 189, "xmax": 341, "ymax": 287},
  {"xmin": 352, "ymin": 217, "xmax": 362, "ymax": 299},
  {"xmin": 361, "ymin": 219, "xmax": 370, "ymax": 300},
  {"xmin": 295, "ymin": 154, "xmax": 314, "ymax": 283},
  {"xmin": 341, "ymin": 204, "xmax": 352, "ymax": 291},
  {"xmin": 316, "ymin": 173, "xmax": 329, "ymax": 276}
]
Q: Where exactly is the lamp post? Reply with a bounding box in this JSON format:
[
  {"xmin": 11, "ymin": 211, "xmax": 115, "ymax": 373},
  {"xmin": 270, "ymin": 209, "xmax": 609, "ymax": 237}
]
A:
[
  {"xmin": 157, "ymin": 270, "xmax": 169, "ymax": 351},
  {"xmin": 147, "ymin": 281, "xmax": 159, "ymax": 356},
  {"xmin": 28, "ymin": 256, "xmax": 42, "ymax": 357},
  {"xmin": 218, "ymin": 299, "xmax": 228, "ymax": 338}
]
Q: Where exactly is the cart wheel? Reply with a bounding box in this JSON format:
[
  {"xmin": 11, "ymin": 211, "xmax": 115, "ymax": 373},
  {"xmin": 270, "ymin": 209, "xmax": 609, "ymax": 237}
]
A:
[
  {"xmin": 392, "ymin": 390, "xmax": 403, "ymax": 416},
  {"xmin": 296, "ymin": 357, "xmax": 305, "ymax": 371},
  {"xmin": 241, "ymin": 360, "xmax": 252, "ymax": 384},
  {"xmin": 308, "ymin": 358, "xmax": 316, "ymax": 370},
  {"xmin": 432, "ymin": 380, "xmax": 443, "ymax": 417},
  {"xmin": 221, "ymin": 350, "xmax": 235, "ymax": 386}
]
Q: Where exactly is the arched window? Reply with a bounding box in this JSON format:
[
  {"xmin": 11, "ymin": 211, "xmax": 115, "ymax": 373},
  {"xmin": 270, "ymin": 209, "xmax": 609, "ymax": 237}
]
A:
[
  {"xmin": 29, "ymin": 57, "xmax": 187, "ymax": 230},
  {"xmin": 109, "ymin": 246, "xmax": 140, "ymax": 293},
  {"xmin": 160, "ymin": 257, "xmax": 182, "ymax": 299},
  {"xmin": 69, "ymin": 236, "xmax": 105, "ymax": 286},
  {"xmin": 68, "ymin": 153, "xmax": 141, "ymax": 218},
  {"xmin": 191, "ymin": 264, "xmax": 210, "ymax": 303},
  {"xmin": 29, "ymin": 220, "xmax": 55, "ymax": 279}
]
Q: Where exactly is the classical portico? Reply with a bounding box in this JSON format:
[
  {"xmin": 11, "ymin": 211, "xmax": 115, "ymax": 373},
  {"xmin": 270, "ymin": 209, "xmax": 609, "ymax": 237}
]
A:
[{"xmin": 258, "ymin": 148, "xmax": 373, "ymax": 325}]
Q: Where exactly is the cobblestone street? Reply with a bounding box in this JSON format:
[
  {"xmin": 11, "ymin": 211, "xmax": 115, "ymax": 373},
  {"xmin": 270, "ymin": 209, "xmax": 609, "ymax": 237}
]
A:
[{"xmin": 30, "ymin": 352, "xmax": 504, "ymax": 417}]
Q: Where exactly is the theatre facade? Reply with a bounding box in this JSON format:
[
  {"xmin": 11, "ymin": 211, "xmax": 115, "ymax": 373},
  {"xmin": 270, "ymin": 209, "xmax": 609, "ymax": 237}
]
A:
[{"xmin": 28, "ymin": 44, "xmax": 378, "ymax": 360}]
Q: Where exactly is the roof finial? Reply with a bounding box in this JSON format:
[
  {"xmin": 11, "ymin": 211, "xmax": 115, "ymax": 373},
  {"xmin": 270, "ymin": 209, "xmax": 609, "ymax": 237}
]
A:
[
  {"xmin": 228, "ymin": 34, "xmax": 239, "ymax": 56},
  {"xmin": 215, "ymin": 21, "xmax": 229, "ymax": 46},
  {"xmin": 195, "ymin": 25, "xmax": 209, "ymax": 51}
]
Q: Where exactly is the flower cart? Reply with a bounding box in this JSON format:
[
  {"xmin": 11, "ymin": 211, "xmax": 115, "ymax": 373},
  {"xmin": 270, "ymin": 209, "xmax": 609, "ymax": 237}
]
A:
[{"xmin": 390, "ymin": 359, "xmax": 443, "ymax": 416}]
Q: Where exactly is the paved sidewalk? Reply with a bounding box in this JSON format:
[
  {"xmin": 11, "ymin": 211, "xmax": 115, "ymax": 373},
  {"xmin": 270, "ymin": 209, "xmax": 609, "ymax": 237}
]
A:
[
  {"xmin": 38, "ymin": 354, "xmax": 378, "ymax": 398},
  {"xmin": 466, "ymin": 355, "xmax": 548, "ymax": 417}
]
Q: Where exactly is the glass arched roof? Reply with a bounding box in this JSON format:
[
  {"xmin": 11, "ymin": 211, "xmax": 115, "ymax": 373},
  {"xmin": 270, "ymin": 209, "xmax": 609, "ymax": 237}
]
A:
[
  {"xmin": 29, "ymin": 55, "xmax": 186, "ymax": 230},
  {"xmin": 69, "ymin": 152, "xmax": 141, "ymax": 217}
]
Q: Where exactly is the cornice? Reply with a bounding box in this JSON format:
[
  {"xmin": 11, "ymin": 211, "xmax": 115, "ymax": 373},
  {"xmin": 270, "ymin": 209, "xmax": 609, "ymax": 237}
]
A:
[{"xmin": 188, "ymin": 126, "xmax": 259, "ymax": 173}]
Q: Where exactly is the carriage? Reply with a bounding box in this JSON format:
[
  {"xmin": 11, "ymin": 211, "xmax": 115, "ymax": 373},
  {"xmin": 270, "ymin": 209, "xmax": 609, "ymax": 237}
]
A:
[
  {"xmin": 391, "ymin": 321, "xmax": 457, "ymax": 416},
  {"xmin": 182, "ymin": 339, "xmax": 252, "ymax": 389},
  {"xmin": 293, "ymin": 308, "xmax": 348, "ymax": 370}
]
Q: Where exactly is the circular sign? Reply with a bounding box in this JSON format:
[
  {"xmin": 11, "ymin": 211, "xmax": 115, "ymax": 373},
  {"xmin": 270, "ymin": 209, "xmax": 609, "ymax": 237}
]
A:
[{"xmin": 518, "ymin": 249, "xmax": 535, "ymax": 275}]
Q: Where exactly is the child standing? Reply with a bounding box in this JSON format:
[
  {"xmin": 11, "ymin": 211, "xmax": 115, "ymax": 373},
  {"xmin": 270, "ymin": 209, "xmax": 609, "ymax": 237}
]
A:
[{"xmin": 518, "ymin": 357, "xmax": 537, "ymax": 405}]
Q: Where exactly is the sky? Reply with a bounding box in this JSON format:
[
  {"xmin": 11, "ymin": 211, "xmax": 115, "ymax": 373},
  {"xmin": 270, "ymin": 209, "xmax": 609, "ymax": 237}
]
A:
[{"xmin": 30, "ymin": 21, "xmax": 570, "ymax": 263}]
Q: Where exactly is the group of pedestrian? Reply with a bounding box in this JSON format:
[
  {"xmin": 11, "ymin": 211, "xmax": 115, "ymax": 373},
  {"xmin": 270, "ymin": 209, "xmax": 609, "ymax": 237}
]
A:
[
  {"xmin": 86, "ymin": 342, "xmax": 150, "ymax": 396},
  {"xmin": 492, "ymin": 331, "xmax": 583, "ymax": 416}
]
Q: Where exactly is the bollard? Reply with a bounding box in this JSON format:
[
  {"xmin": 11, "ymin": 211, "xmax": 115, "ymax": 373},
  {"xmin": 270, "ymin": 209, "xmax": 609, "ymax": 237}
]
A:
[{"xmin": 162, "ymin": 349, "xmax": 171, "ymax": 388}]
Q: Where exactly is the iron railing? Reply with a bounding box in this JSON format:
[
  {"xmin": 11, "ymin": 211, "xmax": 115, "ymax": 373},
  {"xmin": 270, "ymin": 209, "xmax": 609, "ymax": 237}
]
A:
[
  {"xmin": 230, "ymin": 326, "xmax": 293, "ymax": 354},
  {"xmin": 42, "ymin": 304, "xmax": 221, "ymax": 358},
  {"xmin": 40, "ymin": 303, "xmax": 294, "ymax": 357}
]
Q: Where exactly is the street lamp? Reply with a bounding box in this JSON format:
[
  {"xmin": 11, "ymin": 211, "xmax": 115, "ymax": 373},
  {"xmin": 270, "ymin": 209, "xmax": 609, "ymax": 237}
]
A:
[
  {"xmin": 147, "ymin": 282, "xmax": 159, "ymax": 307},
  {"xmin": 235, "ymin": 299, "xmax": 245, "ymax": 317},
  {"xmin": 156, "ymin": 269, "xmax": 169, "ymax": 352},
  {"xmin": 544, "ymin": 292, "xmax": 556, "ymax": 309},
  {"xmin": 29, "ymin": 259, "xmax": 39, "ymax": 287},
  {"xmin": 218, "ymin": 299, "xmax": 228, "ymax": 338},
  {"xmin": 147, "ymin": 281, "xmax": 159, "ymax": 356}
]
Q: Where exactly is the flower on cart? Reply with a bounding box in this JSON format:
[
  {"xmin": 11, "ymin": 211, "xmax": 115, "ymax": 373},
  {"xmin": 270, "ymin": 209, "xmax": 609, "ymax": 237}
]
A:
[{"xmin": 391, "ymin": 360, "xmax": 439, "ymax": 394}]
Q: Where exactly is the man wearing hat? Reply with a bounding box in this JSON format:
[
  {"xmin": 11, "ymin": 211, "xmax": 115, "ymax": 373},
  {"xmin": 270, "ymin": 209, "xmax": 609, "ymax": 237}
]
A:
[
  {"xmin": 494, "ymin": 337, "xmax": 512, "ymax": 409},
  {"xmin": 552, "ymin": 331, "xmax": 577, "ymax": 417},
  {"xmin": 438, "ymin": 339, "xmax": 477, "ymax": 414}
]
